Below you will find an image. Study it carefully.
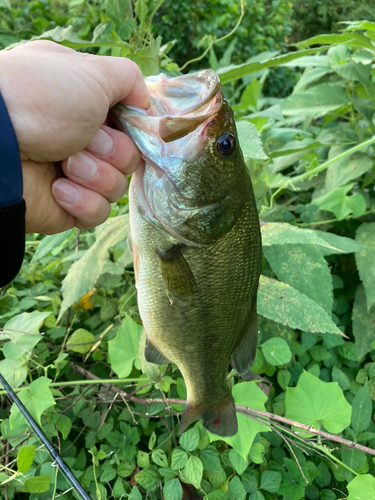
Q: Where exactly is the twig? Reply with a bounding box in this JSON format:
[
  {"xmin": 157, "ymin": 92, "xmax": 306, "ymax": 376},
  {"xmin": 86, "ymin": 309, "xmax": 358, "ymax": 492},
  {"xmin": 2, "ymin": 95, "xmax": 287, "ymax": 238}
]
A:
[
  {"xmin": 69, "ymin": 364, "xmax": 375, "ymax": 457},
  {"xmin": 272, "ymin": 427, "xmax": 308, "ymax": 483}
]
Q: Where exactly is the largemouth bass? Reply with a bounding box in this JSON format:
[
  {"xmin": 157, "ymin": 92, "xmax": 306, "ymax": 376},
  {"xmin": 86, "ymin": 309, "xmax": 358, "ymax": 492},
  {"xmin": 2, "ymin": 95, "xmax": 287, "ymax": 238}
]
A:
[{"xmin": 111, "ymin": 70, "xmax": 261, "ymax": 437}]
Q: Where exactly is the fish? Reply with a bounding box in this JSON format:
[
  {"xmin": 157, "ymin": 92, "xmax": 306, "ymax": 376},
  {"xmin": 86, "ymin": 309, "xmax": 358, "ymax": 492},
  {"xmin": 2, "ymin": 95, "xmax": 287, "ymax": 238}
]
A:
[{"xmin": 110, "ymin": 70, "xmax": 261, "ymax": 437}]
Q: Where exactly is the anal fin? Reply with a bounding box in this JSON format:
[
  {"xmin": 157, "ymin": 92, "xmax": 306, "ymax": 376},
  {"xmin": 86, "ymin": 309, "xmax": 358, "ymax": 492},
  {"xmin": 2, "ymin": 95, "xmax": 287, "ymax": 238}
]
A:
[
  {"xmin": 157, "ymin": 245, "xmax": 198, "ymax": 300},
  {"xmin": 230, "ymin": 305, "xmax": 258, "ymax": 376},
  {"xmin": 145, "ymin": 337, "xmax": 170, "ymax": 365}
]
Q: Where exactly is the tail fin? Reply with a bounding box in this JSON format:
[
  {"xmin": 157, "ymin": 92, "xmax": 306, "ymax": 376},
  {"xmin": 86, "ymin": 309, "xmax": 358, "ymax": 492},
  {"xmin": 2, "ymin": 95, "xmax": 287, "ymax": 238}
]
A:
[{"xmin": 179, "ymin": 394, "xmax": 238, "ymax": 437}]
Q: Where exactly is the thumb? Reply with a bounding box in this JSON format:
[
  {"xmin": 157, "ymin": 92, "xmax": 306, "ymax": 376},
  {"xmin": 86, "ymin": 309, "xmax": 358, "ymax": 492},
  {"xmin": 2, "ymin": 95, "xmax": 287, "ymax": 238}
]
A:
[{"xmin": 95, "ymin": 55, "xmax": 151, "ymax": 109}]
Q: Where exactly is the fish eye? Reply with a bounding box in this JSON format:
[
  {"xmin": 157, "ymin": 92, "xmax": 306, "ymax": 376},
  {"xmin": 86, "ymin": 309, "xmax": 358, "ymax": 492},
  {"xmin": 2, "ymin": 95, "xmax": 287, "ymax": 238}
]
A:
[{"xmin": 216, "ymin": 132, "xmax": 236, "ymax": 156}]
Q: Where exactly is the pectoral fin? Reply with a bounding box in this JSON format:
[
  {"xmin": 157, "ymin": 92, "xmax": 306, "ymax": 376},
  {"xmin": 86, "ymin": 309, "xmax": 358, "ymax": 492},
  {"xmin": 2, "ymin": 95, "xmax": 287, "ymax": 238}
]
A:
[
  {"xmin": 145, "ymin": 337, "xmax": 170, "ymax": 365},
  {"xmin": 230, "ymin": 305, "xmax": 258, "ymax": 375},
  {"xmin": 157, "ymin": 245, "xmax": 198, "ymax": 300}
]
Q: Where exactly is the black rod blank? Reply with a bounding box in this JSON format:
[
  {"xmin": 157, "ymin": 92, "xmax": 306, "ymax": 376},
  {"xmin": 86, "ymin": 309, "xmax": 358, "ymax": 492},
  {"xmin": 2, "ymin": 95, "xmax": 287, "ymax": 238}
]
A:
[{"xmin": 0, "ymin": 373, "xmax": 92, "ymax": 500}]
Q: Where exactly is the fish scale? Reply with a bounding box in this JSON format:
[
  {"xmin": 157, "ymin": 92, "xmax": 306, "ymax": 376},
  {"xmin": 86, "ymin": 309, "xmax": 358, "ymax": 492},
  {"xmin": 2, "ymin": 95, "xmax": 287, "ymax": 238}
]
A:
[{"xmin": 111, "ymin": 70, "xmax": 261, "ymax": 437}]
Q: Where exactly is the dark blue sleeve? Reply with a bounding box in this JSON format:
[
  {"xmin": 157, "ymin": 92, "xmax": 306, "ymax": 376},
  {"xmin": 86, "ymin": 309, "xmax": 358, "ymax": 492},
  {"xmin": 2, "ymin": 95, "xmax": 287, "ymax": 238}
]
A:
[{"xmin": 0, "ymin": 92, "xmax": 25, "ymax": 287}]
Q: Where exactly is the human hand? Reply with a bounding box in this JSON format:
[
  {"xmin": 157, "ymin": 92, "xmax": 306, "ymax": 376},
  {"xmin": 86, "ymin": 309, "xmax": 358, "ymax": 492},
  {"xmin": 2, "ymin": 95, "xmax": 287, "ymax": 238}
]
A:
[{"xmin": 0, "ymin": 41, "xmax": 150, "ymax": 233}]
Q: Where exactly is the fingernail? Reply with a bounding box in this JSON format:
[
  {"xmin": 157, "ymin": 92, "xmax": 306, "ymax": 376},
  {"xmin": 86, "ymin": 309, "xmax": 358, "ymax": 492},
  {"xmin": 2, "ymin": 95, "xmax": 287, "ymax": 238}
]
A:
[
  {"xmin": 67, "ymin": 152, "xmax": 97, "ymax": 180},
  {"xmin": 86, "ymin": 128, "xmax": 114, "ymax": 156},
  {"xmin": 52, "ymin": 180, "xmax": 80, "ymax": 204}
]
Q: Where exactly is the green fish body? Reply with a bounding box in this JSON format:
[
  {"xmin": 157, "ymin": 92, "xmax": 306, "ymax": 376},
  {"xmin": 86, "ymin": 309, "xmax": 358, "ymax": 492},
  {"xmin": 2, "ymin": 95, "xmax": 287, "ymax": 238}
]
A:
[{"xmin": 111, "ymin": 70, "xmax": 261, "ymax": 437}]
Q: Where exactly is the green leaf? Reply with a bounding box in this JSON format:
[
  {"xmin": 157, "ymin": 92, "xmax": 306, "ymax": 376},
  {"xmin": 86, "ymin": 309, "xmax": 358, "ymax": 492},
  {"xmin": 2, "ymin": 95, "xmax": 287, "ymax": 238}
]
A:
[
  {"xmin": 207, "ymin": 491, "xmax": 227, "ymax": 500},
  {"xmin": 135, "ymin": 0, "xmax": 148, "ymax": 26},
  {"xmin": 260, "ymin": 470, "xmax": 282, "ymax": 492},
  {"xmin": 285, "ymin": 371, "xmax": 352, "ymax": 434},
  {"xmin": 249, "ymin": 442, "xmax": 265, "ymax": 464},
  {"xmin": 92, "ymin": 21, "xmax": 114, "ymax": 42},
  {"xmin": 200, "ymin": 446, "xmax": 222, "ymax": 472},
  {"xmin": 263, "ymin": 244, "xmax": 333, "ymax": 314},
  {"xmin": 258, "ymin": 275, "xmax": 342, "ymax": 335},
  {"xmin": 355, "ymin": 223, "xmax": 375, "ymax": 310},
  {"xmin": 347, "ymin": 474, "xmax": 375, "ymax": 500},
  {"xmin": 331, "ymin": 366, "xmax": 350, "ymax": 391},
  {"xmin": 100, "ymin": 466, "xmax": 117, "ymax": 483},
  {"xmin": 236, "ymin": 121, "xmax": 268, "ymax": 160},
  {"xmin": 17, "ymin": 445, "xmax": 35, "ymax": 474},
  {"xmin": 261, "ymin": 222, "xmax": 353, "ymax": 253},
  {"xmin": 229, "ymin": 449, "xmax": 248, "ymax": 475},
  {"xmin": 298, "ymin": 32, "xmax": 374, "ymax": 50},
  {"xmin": 56, "ymin": 414, "xmax": 72, "ymax": 440},
  {"xmin": 58, "ymin": 215, "xmax": 129, "ymax": 320},
  {"xmin": 115, "ymin": 19, "xmax": 136, "ymax": 40},
  {"xmin": 210, "ymin": 381, "xmax": 268, "ymax": 458},
  {"xmin": 22, "ymin": 475, "xmax": 51, "ymax": 493},
  {"xmin": 108, "ymin": 316, "xmax": 143, "ymax": 377},
  {"xmin": 277, "ymin": 370, "xmax": 291, "ymax": 390},
  {"xmin": 180, "ymin": 426, "xmax": 200, "ymax": 452},
  {"xmin": 129, "ymin": 485, "xmax": 142, "ymax": 500},
  {"xmin": 0, "ymin": 0, "xmax": 11, "ymax": 9},
  {"xmin": 163, "ymin": 479, "xmax": 183, "ymax": 500},
  {"xmin": 137, "ymin": 450, "xmax": 150, "ymax": 469},
  {"xmin": 66, "ymin": 328, "xmax": 95, "ymax": 354},
  {"xmin": 228, "ymin": 475, "xmax": 246, "ymax": 500},
  {"xmin": 249, "ymin": 493, "xmax": 265, "ymax": 500},
  {"xmin": 171, "ymin": 449, "xmax": 188, "ymax": 470},
  {"xmin": 152, "ymin": 449, "xmax": 168, "ymax": 467},
  {"xmin": 280, "ymin": 83, "xmax": 350, "ymax": 118},
  {"xmin": 313, "ymin": 183, "xmax": 366, "ymax": 220},
  {"xmin": 240, "ymin": 78, "xmax": 263, "ymax": 109},
  {"xmin": 217, "ymin": 48, "xmax": 325, "ymax": 84},
  {"xmin": 184, "ymin": 456, "xmax": 203, "ymax": 486},
  {"xmin": 32, "ymin": 229, "xmax": 74, "ymax": 262},
  {"xmin": 126, "ymin": 37, "xmax": 161, "ymax": 76},
  {"xmin": 353, "ymin": 285, "xmax": 375, "ymax": 359},
  {"xmin": 135, "ymin": 468, "xmax": 160, "ymax": 491},
  {"xmin": 325, "ymin": 150, "xmax": 373, "ymax": 192},
  {"xmin": 351, "ymin": 381, "xmax": 372, "ymax": 436},
  {"xmin": 0, "ymin": 359, "xmax": 27, "ymax": 388},
  {"xmin": 262, "ymin": 338, "xmax": 292, "ymax": 366},
  {"xmin": 106, "ymin": 0, "xmax": 130, "ymax": 20},
  {"xmin": 10, "ymin": 376, "xmax": 55, "ymax": 428}
]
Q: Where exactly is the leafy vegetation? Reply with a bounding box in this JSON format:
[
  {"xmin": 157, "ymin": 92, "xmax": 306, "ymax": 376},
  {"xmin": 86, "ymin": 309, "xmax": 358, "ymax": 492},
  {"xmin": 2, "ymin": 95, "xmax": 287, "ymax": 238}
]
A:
[{"xmin": 1, "ymin": 1, "xmax": 375, "ymax": 500}]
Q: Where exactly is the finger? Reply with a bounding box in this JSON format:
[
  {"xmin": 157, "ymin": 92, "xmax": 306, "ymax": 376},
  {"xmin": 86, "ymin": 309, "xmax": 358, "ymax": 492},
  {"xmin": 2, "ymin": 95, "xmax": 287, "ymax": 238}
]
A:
[
  {"xmin": 98, "ymin": 56, "xmax": 150, "ymax": 109},
  {"xmin": 84, "ymin": 124, "xmax": 141, "ymax": 174},
  {"xmin": 52, "ymin": 178, "xmax": 111, "ymax": 230},
  {"xmin": 61, "ymin": 152, "xmax": 129, "ymax": 203}
]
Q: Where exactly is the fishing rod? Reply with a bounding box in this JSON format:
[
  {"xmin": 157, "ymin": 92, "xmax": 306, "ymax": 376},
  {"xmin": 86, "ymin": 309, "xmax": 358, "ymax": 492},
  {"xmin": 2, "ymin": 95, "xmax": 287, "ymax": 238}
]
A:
[{"xmin": 0, "ymin": 373, "xmax": 92, "ymax": 500}]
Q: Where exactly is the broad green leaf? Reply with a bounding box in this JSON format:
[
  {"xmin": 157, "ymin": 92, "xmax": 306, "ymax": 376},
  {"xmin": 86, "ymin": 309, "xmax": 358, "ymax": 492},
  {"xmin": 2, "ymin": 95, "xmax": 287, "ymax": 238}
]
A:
[
  {"xmin": 331, "ymin": 366, "xmax": 350, "ymax": 391},
  {"xmin": 281, "ymin": 54, "xmax": 329, "ymax": 67},
  {"xmin": 17, "ymin": 445, "xmax": 35, "ymax": 474},
  {"xmin": 298, "ymin": 32, "xmax": 374, "ymax": 50},
  {"xmin": 249, "ymin": 493, "xmax": 265, "ymax": 500},
  {"xmin": 325, "ymin": 149, "xmax": 373, "ymax": 192},
  {"xmin": 280, "ymin": 84, "xmax": 350, "ymax": 118},
  {"xmin": 135, "ymin": 468, "xmax": 160, "ymax": 491},
  {"xmin": 355, "ymin": 223, "xmax": 375, "ymax": 310},
  {"xmin": 163, "ymin": 479, "xmax": 183, "ymax": 500},
  {"xmin": 106, "ymin": 0, "xmax": 131, "ymax": 21},
  {"xmin": 351, "ymin": 381, "xmax": 372, "ymax": 436},
  {"xmin": 249, "ymin": 442, "xmax": 265, "ymax": 463},
  {"xmin": 135, "ymin": 0, "xmax": 148, "ymax": 26},
  {"xmin": 294, "ymin": 66, "xmax": 332, "ymax": 93},
  {"xmin": 228, "ymin": 475, "xmax": 246, "ymax": 500},
  {"xmin": 258, "ymin": 276, "xmax": 342, "ymax": 335},
  {"xmin": 270, "ymin": 138, "xmax": 323, "ymax": 158},
  {"xmin": 313, "ymin": 183, "xmax": 366, "ymax": 220},
  {"xmin": 108, "ymin": 316, "xmax": 142, "ymax": 377},
  {"xmin": 171, "ymin": 449, "xmax": 188, "ymax": 470},
  {"xmin": 260, "ymin": 470, "xmax": 282, "ymax": 492},
  {"xmin": 59, "ymin": 215, "xmax": 129, "ymax": 320},
  {"xmin": 200, "ymin": 446, "xmax": 222, "ymax": 472},
  {"xmin": 0, "ymin": 0, "xmax": 11, "ymax": 8},
  {"xmin": 151, "ymin": 449, "xmax": 168, "ymax": 467},
  {"xmin": 217, "ymin": 48, "xmax": 325, "ymax": 84},
  {"xmin": 10, "ymin": 377, "xmax": 55, "ymax": 428},
  {"xmin": 242, "ymin": 472, "xmax": 258, "ymax": 493},
  {"xmin": 261, "ymin": 223, "xmax": 346, "ymax": 252},
  {"xmin": 240, "ymin": 78, "xmax": 263, "ymax": 109},
  {"xmin": 0, "ymin": 359, "xmax": 27, "ymax": 388},
  {"xmin": 66, "ymin": 329, "xmax": 95, "ymax": 354},
  {"xmin": 347, "ymin": 474, "xmax": 375, "ymax": 500},
  {"xmin": 277, "ymin": 370, "xmax": 291, "ymax": 390},
  {"xmin": 100, "ymin": 466, "xmax": 117, "ymax": 483},
  {"xmin": 22, "ymin": 475, "xmax": 51, "ymax": 493},
  {"xmin": 180, "ymin": 426, "xmax": 200, "ymax": 452},
  {"xmin": 32, "ymin": 229, "xmax": 74, "ymax": 262},
  {"xmin": 236, "ymin": 121, "xmax": 268, "ymax": 160},
  {"xmin": 229, "ymin": 449, "xmax": 248, "ymax": 475},
  {"xmin": 115, "ymin": 19, "xmax": 136, "ymax": 40},
  {"xmin": 127, "ymin": 37, "xmax": 161, "ymax": 76},
  {"xmin": 210, "ymin": 381, "xmax": 269, "ymax": 458},
  {"xmin": 285, "ymin": 371, "xmax": 352, "ymax": 434},
  {"xmin": 129, "ymin": 485, "xmax": 142, "ymax": 500},
  {"xmin": 184, "ymin": 456, "xmax": 203, "ymax": 486},
  {"xmin": 353, "ymin": 285, "xmax": 375, "ymax": 359},
  {"xmin": 56, "ymin": 414, "xmax": 72, "ymax": 440},
  {"xmin": 314, "ymin": 230, "xmax": 365, "ymax": 255},
  {"xmin": 263, "ymin": 244, "xmax": 333, "ymax": 313},
  {"xmin": 262, "ymin": 338, "xmax": 292, "ymax": 366},
  {"xmin": 92, "ymin": 21, "xmax": 114, "ymax": 42}
]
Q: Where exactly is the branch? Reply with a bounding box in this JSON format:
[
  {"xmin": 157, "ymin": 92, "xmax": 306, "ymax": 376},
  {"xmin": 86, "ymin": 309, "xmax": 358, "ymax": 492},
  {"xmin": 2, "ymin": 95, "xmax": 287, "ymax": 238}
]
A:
[{"xmin": 70, "ymin": 364, "xmax": 375, "ymax": 457}]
